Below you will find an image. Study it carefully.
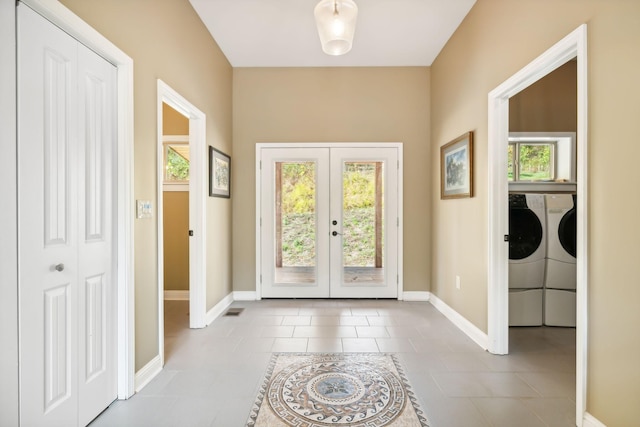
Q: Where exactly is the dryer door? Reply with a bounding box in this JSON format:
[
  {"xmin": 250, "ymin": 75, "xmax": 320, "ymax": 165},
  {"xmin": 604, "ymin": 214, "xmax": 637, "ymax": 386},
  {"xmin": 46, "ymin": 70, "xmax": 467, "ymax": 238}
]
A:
[{"xmin": 558, "ymin": 203, "xmax": 577, "ymax": 258}]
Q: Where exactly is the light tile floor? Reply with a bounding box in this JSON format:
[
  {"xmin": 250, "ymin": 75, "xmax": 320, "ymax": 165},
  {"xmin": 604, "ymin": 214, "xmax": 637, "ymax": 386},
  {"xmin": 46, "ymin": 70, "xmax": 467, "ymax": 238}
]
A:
[{"xmin": 89, "ymin": 299, "xmax": 576, "ymax": 427}]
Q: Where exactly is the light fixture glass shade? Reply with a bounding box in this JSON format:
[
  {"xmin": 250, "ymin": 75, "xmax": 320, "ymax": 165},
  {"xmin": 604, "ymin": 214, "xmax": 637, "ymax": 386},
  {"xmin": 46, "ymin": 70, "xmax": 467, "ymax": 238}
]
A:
[{"xmin": 314, "ymin": 0, "xmax": 358, "ymax": 56}]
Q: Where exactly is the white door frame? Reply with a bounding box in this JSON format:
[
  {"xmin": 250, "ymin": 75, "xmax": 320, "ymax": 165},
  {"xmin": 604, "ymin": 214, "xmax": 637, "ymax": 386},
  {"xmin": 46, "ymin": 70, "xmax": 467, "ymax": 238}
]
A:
[
  {"xmin": 20, "ymin": 0, "xmax": 136, "ymax": 399},
  {"xmin": 157, "ymin": 80, "xmax": 208, "ymax": 345},
  {"xmin": 487, "ymin": 25, "xmax": 588, "ymax": 425},
  {"xmin": 255, "ymin": 142, "xmax": 404, "ymax": 300}
]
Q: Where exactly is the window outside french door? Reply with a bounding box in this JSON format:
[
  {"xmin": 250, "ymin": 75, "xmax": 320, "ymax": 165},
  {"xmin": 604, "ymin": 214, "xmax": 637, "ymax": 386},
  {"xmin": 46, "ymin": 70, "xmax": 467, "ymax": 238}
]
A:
[{"xmin": 258, "ymin": 145, "xmax": 401, "ymax": 299}]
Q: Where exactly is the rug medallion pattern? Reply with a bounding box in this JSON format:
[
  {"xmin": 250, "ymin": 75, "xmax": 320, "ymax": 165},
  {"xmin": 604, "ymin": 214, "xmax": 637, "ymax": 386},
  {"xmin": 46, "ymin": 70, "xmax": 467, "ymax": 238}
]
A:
[{"xmin": 246, "ymin": 353, "xmax": 429, "ymax": 426}]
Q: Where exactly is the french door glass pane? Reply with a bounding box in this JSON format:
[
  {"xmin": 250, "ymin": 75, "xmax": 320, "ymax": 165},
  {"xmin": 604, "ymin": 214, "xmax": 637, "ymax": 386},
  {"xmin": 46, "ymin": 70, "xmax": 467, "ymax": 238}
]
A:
[
  {"xmin": 342, "ymin": 162, "xmax": 384, "ymax": 285},
  {"xmin": 274, "ymin": 162, "xmax": 316, "ymax": 284}
]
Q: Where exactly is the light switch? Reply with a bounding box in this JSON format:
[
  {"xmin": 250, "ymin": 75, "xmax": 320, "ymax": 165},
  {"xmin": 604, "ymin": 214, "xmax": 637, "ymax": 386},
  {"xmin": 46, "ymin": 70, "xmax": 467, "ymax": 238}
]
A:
[{"xmin": 136, "ymin": 200, "xmax": 152, "ymax": 219}]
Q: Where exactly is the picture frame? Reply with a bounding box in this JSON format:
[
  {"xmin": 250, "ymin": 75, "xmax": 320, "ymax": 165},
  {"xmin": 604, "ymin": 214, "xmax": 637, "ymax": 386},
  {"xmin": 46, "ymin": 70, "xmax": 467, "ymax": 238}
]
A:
[
  {"xmin": 441, "ymin": 131, "xmax": 474, "ymax": 199},
  {"xmin": 209, "ymin": 146, "xmax": 231, "ymax": 198}
]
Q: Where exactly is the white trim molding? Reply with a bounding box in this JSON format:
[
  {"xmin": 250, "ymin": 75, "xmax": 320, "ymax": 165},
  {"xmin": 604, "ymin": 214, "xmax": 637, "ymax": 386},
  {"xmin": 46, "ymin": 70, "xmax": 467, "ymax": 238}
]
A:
[
  {"xmin": 487, "ymin": 24, "xmax": 588, "ymax": 426},
  {"xmin": 134, "ymin": 355, "xmax": 162, "ymax": 393},
  {"xmin": 583, "ymin": 413, "xmax": 607, "ymax": 427},
  {"xmin": 164, "ymin": 290, "xmax": 189, "ymax": 300},
  {"xmin": 403, "ymin": 291, "xmax": 431, "ymax": 302},
  {"xmin": 205, "ymin": 292, "xmax": 235, "ymax": 326},
  {"xmin": 0, "ymin": 0, "xmax": 18, "ymax": 422},
  {"xmin": 429, "ymin": 294, "xmax": 489, "ymax": 350},
  {"xmin": 233, "ymin": 291, "xmax": 258, "ymax": 301},
  {"xmin": 163, "ymin": 134, "xmax": 189, "ymax": 143},
  {"xmin": 22, "ymin": 0, "xmax": 136, "ymax": 400}
]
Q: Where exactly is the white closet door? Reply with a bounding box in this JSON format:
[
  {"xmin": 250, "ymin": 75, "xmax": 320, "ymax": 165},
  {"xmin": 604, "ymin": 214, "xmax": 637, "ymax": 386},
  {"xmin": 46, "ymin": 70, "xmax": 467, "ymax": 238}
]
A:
[
  {"xmin": 76, "ymin": 35, "xmax": 117, "ymax": 427},
  {"xmin": 18, "ymin": 4, "xmax": 117, "ymax": 426}
]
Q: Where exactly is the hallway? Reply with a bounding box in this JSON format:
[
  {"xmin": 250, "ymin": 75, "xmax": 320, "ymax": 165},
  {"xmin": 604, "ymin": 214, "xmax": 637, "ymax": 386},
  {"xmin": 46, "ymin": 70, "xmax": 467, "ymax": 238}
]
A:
[{"xmin": 90, "ymin": 299, "xmax": 576, "ymax": 426}]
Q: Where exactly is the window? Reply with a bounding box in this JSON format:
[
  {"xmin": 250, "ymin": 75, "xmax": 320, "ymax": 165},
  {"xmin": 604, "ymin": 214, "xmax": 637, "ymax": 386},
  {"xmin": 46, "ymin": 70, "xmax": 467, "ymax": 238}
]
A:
[
  {"xmin": 508, "ymin": 141, "xmax": 555, "ymax": 182},
  {"xmin": 507, "ymin": 133, "xmax": 576, "ymax": 189},
  {"xmin": 164, "ymin": 143, "xmax": 189, "ymax": 182}
]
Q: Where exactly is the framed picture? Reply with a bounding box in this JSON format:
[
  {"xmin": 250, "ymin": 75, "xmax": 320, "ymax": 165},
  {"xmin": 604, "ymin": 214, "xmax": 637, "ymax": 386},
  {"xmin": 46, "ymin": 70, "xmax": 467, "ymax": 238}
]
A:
[
  {"xmin": 441, "ymin": 131, "xmax": 474, "ymax": 199},
  {"xmin": 209, "ymin": 146, "xmax": 231, "ymax": 198}
]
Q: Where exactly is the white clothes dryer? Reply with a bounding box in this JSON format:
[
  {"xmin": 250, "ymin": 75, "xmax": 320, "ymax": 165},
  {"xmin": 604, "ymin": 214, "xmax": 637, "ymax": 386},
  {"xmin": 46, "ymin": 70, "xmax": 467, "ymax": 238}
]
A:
[
  {"xmin": 544, "ymin": 193, "xmax": 576, "ymax": 327},
  {"xmin": 545, "ymin": 289, "xmax": 576, "ymax": 327},
  {"xmin": 544, "ymin": 194, "xmax": 576, "ymax": 290}
]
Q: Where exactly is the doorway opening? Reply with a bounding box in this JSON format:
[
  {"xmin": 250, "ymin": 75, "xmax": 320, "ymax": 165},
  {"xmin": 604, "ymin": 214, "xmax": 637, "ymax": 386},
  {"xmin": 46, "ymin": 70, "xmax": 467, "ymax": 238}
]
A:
[
  {"xmin": 487, "ymin": 25, "xmax": 588, "ymax": 425},
  {"xmin": 157, "ymin": 80, "xmax": 208, "ymax": 370},
  {"xmin": 256, "ymin": 143, "xmax": 403, "ymax": 299},
  {"xmin": 161, "ymin": 103, "xmax": 191, "ymax": 362}
]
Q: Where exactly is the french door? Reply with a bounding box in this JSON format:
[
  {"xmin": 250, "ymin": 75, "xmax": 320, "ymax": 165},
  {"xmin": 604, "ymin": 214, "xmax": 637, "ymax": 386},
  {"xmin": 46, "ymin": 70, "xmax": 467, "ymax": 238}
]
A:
[
  {"xmin": 259, "ymin": 145, "xmax": 400, "ymax": 298},
  {"xmin": 18, "ymin": 4, "xmax": 117, "ymax": 426}
]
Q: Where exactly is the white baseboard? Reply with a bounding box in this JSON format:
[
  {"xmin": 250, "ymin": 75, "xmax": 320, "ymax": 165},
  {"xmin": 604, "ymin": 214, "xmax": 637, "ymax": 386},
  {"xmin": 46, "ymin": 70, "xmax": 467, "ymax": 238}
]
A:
[
  {"xmin": 402, "ymin": 291, "xmax": 431, "ymax": 302},
  {"xmin": 205, "ymin": 292, "xmax": 235, "ymax": 326},
  {"xmin": 583, "ymin": 413, "xmax": 607, "ymax": 427},
  {"xmin": 233, "ymin": 291, "xmax": 258, "ymax": 301},
  {"xmin": 429, "ymin": 293, "xmax": 489, "ymax": 350},
  {"xmin": 163, "ymin": 290, "xmax": 189, "ymax": 300},
  {"xmin": 134, "ymin": 355, "xmax": 162, "ymax": 392}
]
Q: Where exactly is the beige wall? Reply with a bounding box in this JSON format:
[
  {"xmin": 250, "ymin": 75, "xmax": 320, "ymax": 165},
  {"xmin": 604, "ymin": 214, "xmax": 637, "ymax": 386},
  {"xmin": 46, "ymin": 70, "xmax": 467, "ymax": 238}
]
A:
[
  {"xmin": 163, "ymin": 102, "xmax": 189, "ymax": 135},
  {"xmin": 163, "ymin": 192, "xmax": 189, "ymax": 291},
  {"xmin": 60, "ymin": 0, "xmax": 233, "ymax": 371},
  {"xmin": 510, "ymin": 60, "xmax": 577, "ymax": 132},
  {"xmin": 430, "ymin": 0, "xmax": 640, "ymax": 424},
  {"xmin": 232, "ymin": 67, "xmax": 431, "ymax": 294}
]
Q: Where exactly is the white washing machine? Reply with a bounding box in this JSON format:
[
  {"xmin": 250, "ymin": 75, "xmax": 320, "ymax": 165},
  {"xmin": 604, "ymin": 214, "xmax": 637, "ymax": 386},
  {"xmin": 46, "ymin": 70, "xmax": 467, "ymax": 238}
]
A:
[
  {"xmin": 508, "ymin": 193, "xmax": 546, "ymax": 326},
  {"xmin": 509, "ymin": 194, "xmax": 546, "ymax": 288},
  {"xmin": 544, "ymin": 194, "xmax": 577, "ymax": 327},
  {"xmin": 509, "ymin": 288, "xmax": 544, "ymax": 327}
]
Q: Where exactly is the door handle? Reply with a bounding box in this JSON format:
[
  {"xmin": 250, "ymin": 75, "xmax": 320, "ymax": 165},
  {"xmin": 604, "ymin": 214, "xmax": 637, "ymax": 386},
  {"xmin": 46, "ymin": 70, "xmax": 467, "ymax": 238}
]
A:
[
  {"xmin": 54, "ymin": 263, "xmax": 64, "ymax": 272},
  {"xmin": 332, "ymin": 231, "xmax": 342, "ymax": 236}
]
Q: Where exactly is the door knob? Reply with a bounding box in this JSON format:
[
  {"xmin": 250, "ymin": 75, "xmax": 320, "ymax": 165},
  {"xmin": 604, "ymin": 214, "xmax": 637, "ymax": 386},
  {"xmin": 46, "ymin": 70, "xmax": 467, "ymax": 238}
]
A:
[
  {"xmin": 54, "ymin": 263, "xmax": 65, "ymax": 272},
  {"xmin": 332, "ymin": 231, "xmax": 341, "ymax": 236}
]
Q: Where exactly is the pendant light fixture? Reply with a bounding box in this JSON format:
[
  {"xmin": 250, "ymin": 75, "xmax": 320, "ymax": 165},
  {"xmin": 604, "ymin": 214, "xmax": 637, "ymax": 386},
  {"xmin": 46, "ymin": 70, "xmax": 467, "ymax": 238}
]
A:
[{"xmin": 314, "ymin": 0, "xmax": 358, "ymax": 56}]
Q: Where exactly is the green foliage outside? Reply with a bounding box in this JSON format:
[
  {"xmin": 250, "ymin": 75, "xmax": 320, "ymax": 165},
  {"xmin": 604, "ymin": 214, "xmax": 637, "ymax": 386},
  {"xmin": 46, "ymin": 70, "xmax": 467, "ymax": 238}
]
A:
[
  {"xmin": 166, "ymin": 147, "xmax": 189, "ymax": 181},
  {"xmin": 282, "ymin": 213, "xmax": 316, "ymax": 265},
  {"xmin": 508, "ymin": 143, "xmax": 553, "ymax": 181},
  {"xmin": 342, "ymin": 208, "xmax": 378, "ymax": 266},
  {"xmin": 281, "ymin": 163, "xmax": 316, "ymax": 213},
  {"xmin": 280, "ymin": 162, "xmax": 380, "ymax": 267}
]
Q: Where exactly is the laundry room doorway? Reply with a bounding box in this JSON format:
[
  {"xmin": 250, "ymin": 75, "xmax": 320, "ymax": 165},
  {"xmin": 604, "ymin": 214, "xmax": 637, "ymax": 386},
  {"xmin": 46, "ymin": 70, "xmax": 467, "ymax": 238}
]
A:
[
  {"xmin": 256, "ymin": 143, "xmax": 403, "ymax": 299},
  {"xmin": 487, "ymin": 25, "xmax": 588, "ymax": 425}
]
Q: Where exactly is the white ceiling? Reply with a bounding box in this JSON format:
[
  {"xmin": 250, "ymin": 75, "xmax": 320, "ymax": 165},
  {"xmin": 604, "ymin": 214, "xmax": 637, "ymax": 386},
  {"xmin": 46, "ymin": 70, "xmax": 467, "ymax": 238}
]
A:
[{"xmin": 189, "ymin": 0, "xmax": 476, "ymax": 67}]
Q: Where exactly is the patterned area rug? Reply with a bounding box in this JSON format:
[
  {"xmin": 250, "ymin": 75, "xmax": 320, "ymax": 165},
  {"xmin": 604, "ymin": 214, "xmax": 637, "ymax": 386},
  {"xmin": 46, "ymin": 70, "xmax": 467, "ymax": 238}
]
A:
[{"xmin": 246, "ymin": 353, "xmax": 429, "ymax": 426}]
